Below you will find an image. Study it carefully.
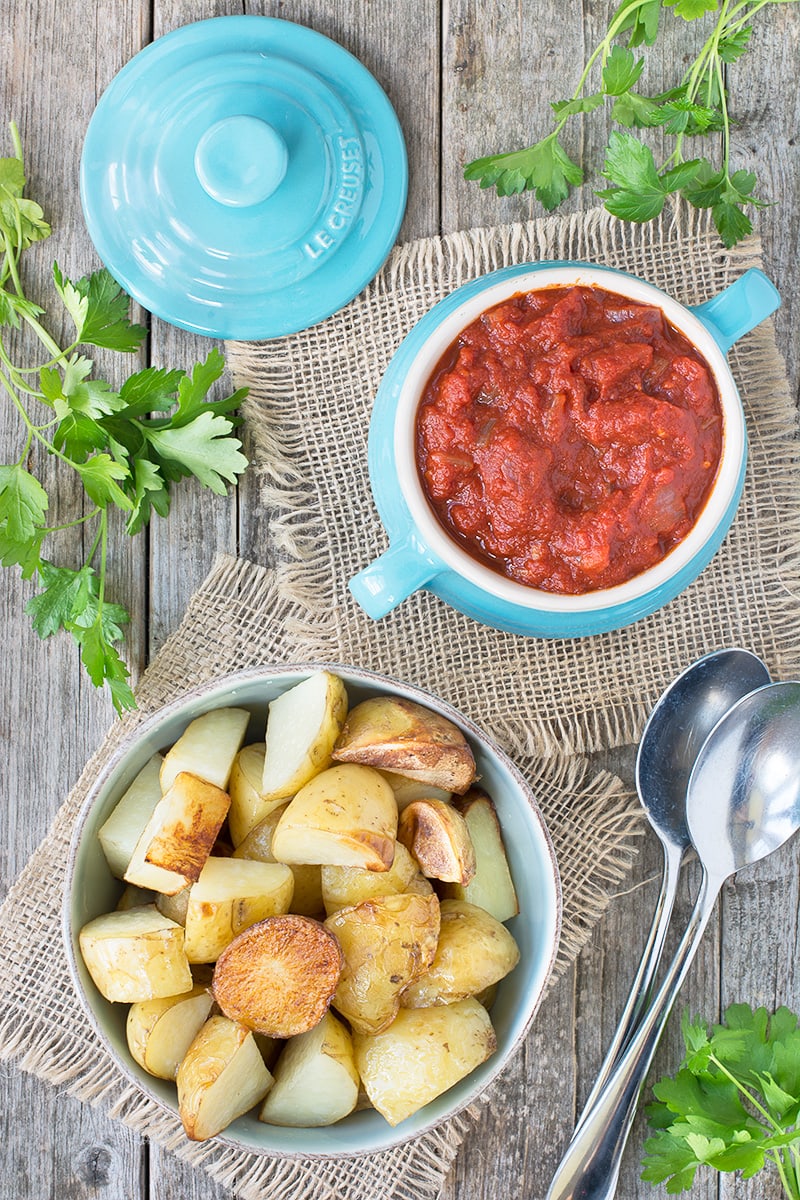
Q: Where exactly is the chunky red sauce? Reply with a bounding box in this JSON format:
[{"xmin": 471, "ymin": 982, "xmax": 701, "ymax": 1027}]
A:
[{"xmin": 415, "ymin": 285, "xmax": 723, "ymax": 594}]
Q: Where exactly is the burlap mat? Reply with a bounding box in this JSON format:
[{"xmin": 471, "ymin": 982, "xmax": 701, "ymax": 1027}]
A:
[{"xmin": 0, "ymin": 203, "xmax": 797, "ymax": 1200}]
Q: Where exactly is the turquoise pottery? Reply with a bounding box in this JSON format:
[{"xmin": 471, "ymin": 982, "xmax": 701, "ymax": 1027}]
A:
[
  {"xmin": 64, "ymin": 664, "xmax": 561, "ymax": 1158},
  {"xmin": 80, "ymin": 17, "xmax": 407, "ymax": 340},
  {"xmin": 350, "ymin": 264, "xmax": 780, "ymax": 636}
]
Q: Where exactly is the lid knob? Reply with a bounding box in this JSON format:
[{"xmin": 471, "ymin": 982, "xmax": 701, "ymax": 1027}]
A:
[{"xmin": 194, "ymin": 115, "xmax": 289, "ymax": 207}]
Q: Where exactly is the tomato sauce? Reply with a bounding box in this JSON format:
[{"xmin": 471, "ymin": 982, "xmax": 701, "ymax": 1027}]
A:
[{"xmin": 415, "ymin": 285, "xmax": 723, "ymax": 594}]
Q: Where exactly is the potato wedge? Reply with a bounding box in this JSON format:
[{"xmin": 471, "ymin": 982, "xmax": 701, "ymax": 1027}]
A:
[
  {"xmin": 261, "ymin": 671, "xmax": 349, "ymax": 802},
  {"xmin": 126, "ymin": 984, "xmax": 214, "ymax": 1080},
  {"xmin": 401, "ymin": 899, "xmax": 520, "ymax": 1008},
  {"xmin": 325, "ymin": 892, "xmax": 440, "ymax": 1035},
  {"xmin": 353, "ymin": 998, "xmax": 496, "ymax": 1126},
  {"xmin": 271, "ymin": 764, "xmax": 397, "ymax": 872},
  {"xmin": 333, "ymin": 696, "xmax": 476, "ymax": 794},
  {"xmin": 160, "ymin": 706, "xmax": 249, "ymax": 794},
  {"xmin": 378, "ymin": 770, "xmax": 453, "ymax": 812},
  {"xmin": 228, "ymin": 743, "xmax": 279, "ymax": 847},
  {"xmin": 213, "ymin": 915, "xmax": 342, "ymax": 1038},
  {"xmin": 442, "ymin": 790, "xmax": 519, "ymax": 922},
  {"xmin": 124, "ymin": 772, "xmax": 230, "ymax": 894},
  {"xmin": 397, "ymin": 799, "xmax": 476, "ymax": 884},
  {"xmin": 183, "ymin": 857, "xmax": 294, "ymax": 963},
  {"xmin": 79, "ymin": 904, "xmax": 192, "ymax": 1003},
  {"xmin": 259, "ymin": 1011, "xmax": 359, "ymax": 1127},
  {"xmin": 321, "ymin": 842, "xmax": 422, "ymax": 916},
  {"xmin": 98, "ymin": 754, "xmax": 163, "ymax": 878},
  {"xmin": 232, "ymin": 806, "xmax": 323, "ymax": 917},
  {"xmin": 177, "ymin": 1015, "xmax": 273, "ymax": 1141}
]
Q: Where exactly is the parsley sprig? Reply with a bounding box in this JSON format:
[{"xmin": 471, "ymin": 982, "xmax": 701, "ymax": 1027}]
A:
[
  {"xmin": 643, "ymin": 1004, "xmax": 800, "ymax": 1197},
  {"xmin": 0, "ymin": 124, "xmax": 248, "ymax": 713},
  {"xmin": 464, "ymin": 0, "xmax": 792, "ymax": 247}
]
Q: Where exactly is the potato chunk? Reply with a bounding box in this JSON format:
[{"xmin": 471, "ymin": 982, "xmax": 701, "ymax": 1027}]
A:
[
  {"xmin": 124, "ymin": 772, "xmax": 230, "ymax": 894},
  {"xmin": 397, "ymin": 799, "xmax": 476, "ymax": 884},
  {"xmin": 177, "ymin": 1015, "xmax": 273, "ymax": 1141},
  {"xmin": 271, "ymin": 764, "xmax": 397, "ymax": 872},
  {"xmin": 442, "ymin": 790, "xmax": 519, "ymax": 922},
  {"xmin": 321, "ymin": 842, "xmax": 423, "ymax": 916},
  {"xmin": 378, "ymin": 770, "xmax": 453, "ymax": 812},
  {"xmin": 259, "ymin": 1011, "xmax": 359, "ymax": 1127},
  {"xmin": 212, "ymin": 915, "xmax": 342, "ymax": 1038},
  {"xmin": 353, "ymin": 999, "xmax": 497, "ymax": 1126},
  {"xmin": 183, "ymin": 857, "xmax": 294, "ymax": 963},
  {"xmin": 126, "ymin": 984, "xmax": 214, "ymax": 1080},
  {"xmin": 326, "ymin": 892, "xmax": 440, "ymax": 1035},
  {"xmin": 98, "ymin": 754, "xmax": 163, "ymax": 878},
  {"xmin": 261, "ymin": 671, "xmax": 349, "ymax": 802},
  {"xmin": 160, "ymin": 706, "xmax": 249, "ymax": 794},
  {"xmin": 78, "ymin": 905, "xmax": 192, "ymax": 1003},
  {"xmin": 228, "ymin": 743, "xmax": 271, "ymax": 847},
  {"xmin": 232, "ymin": 805, "xmax": 324, "ymax": 917},
  {"xmin": 333, "ymin": 696, "xmax": 476, "ymax": 794},
  {"xmin": 401, "ymin": 899, "xmax": 520, "ymax": 1008}
]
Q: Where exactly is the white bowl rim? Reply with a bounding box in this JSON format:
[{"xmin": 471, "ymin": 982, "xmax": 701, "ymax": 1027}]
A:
[
  {"xmin": 62, "ymin": 660, "xmax": 563, "ymax": 1159},
  {"xmin": 394, "ymin": 264, "xmax": 745, "ymax": 611}
]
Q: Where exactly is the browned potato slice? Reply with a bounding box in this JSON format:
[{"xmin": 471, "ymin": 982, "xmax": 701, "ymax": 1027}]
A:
[
  {"xmin": 325, "ymin": 892, "xmax": 440, "ymax": 1035},
  {"xmin": 401, "ymin": 899, "xmax": 520, "ymax": 1008},
  {"xmin": 397, "ymin": 799, "xmax": 476, "ymax": 884},
  {"xmin": 160, "ymin": 707, "xmax": 250, "ymax": 794},
  {"xmin": 228, "ymin": 743, "xmax": 272, "ymax": 847},
  {"xmin": 212, "ymin": 915, "xmax": 342, "ymax": 1038},
  {"xmin": 378, "ymin": 770, "xmax": 453, "ymax": 812},
  {"xmin": 98, "ymin": 754, "xmax": 163, "ymax": 878},
  {"xmin": 321, "ymin": 842, "xmax": 422, "ymax": 916},
  {"xmin": 259, "ymin": 1011, "xmax": 359, "ymax": 1127},
  {"xmin": 353, "ymin": 999, "xmax": 496, "ymax": 1126},
  {"xmin": 261, "ymin": 671, "xmax": 349, "ymax": 803},
  {"xmin": 183, "ymin": 857, "xmax": 294, "ymax": 963},
  {"xmin": 271, "ymin": 764, "xmax": 397, "ymax": 872},
  {"xmin": 78, "ymin": 905, "xmax": 192, "ymax": 1003},
  {"xmin": 124, "ymin": 772, "xmax": 230, "ymax": 894},
  {"xmin": 232, "ymin": 805, "xmax": 324, "ymax": 917},
  {"xmin": 126, "ymin": 984, "xmax": 214, "ymax": 1080},
  {"xmin": 177, "ymin": 1015, "xmax": 273, "ymax": 1141},
  {"xmin": 442, "ymin": 790, "xmax": 519, "ymax": 922},
  {"xmin": 333, "ymin": 696, "xmax": 476, "ymax": 794}
]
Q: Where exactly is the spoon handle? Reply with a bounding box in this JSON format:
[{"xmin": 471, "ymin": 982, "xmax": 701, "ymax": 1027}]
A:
[
  {"xmin": 545, "ymin": 872, "xmax": 720, "ymax": 1200},
  {"xmin": 574, "ymin": 840, "xmax": 684, "ymax": 1132}
]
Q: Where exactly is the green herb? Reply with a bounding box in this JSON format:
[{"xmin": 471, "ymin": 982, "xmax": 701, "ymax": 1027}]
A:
[
  {"xmin": 0, "ymin": 123, "xmax": 248, "ymax": 713},
  {"xmin": 464, "ymin": 0, "xmax": 794, "ymax": 247},
  {"xmin": 642, "ymin": 1004, "xmax": 800, "ymax": 1197}
]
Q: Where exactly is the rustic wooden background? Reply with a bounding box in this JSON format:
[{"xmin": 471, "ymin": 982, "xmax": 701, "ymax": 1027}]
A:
[{"xmin": 1, "ymin": 1, "xmax": 798, "ymax": 1197}]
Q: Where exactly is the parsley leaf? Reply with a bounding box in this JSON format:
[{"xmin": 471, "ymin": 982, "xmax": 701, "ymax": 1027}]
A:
[
  {"xmin": 602, "ymin": 45, "xmax": 644, "ymax": 96},
  {"xmin": 144, "ymin": 411, "xmax": 248, "ymax": 495},
  {"xmin": 664, "ymin": 0, "xmax": 719, "ymax": 18},
  {"xmin": 25, "ymin": 561, "xmax": 93, "ymax": 638},
  {"xmin": 597, "ymin": 132, "xmax": 700, "ymax": 221},
  {"xmin": 0, "ymin": 464, "xmax": 48, "ymax": 541},
  {"xmin": 75, "ymin": 455, "xmax": 135, "ymax": 511},
  {"xmin": 464, "ymin": 134, "xmax": 583, "ymax": 207},
  {"xmin": 76, "ymin": 621, "xmax": 135, "ymax": 713},
  {"xmin": 53, "ymin": 264, "xmax": 147, "ymax": 352}
]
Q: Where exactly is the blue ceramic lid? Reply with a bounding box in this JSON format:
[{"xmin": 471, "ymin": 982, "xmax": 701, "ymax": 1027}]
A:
[{"xmin": 80, "ymin": 16, "xmax": 408, "ymax": 340}]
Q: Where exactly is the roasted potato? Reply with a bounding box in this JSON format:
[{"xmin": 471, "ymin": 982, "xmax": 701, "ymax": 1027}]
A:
[
  {"xmin": 124, "ymin": 772, "xmax": 230, "ymax": 894},
  {"xmin": 261, "ymin": 670, "xmax": 349, "ymax": 802},
  {"xmin": 232, "ymin": 805, "xmax": 324, "ymax": 917},
  {"xmin": 378, "ymin": 769, "xmax": 453, "ymax": 812},
  {"xmin": 156, "ymin": 884, "xmax": 191, "ymax": 926},
  {"xmin": 160, "ymin": 707, "xmax": 250, "ymax": 793},
  {"xmin": 228, "ymin": 742, "xmax": 272, "ymax": 847},
  {"xmin": 325, "ymin": 892, "xmax": 440, "ymax": 1035},
  {"xmin": 259, "ymin": 1011, "xmax": 359, "ymax": 1127},
  {"xmin": 126, "ymin": 984, "xmax": 214, "ymax": 1080},
  {"xmin": 271, "ymin": 764, "xmax": 397, "ymax": 872},
  {"xmin": 116, "ymin": 884, "xmax": 156, "ymax": 911},
  {"xmin": 212, "ymin": 914, "xmax": 343, "ymax": 1038},
  {"xmin": 79, "ymin": 904, "xmax": 193, "ymax": 1003},
  {"xmin": 401, "ymin": 899, "xmax": 520, "ymax": 1008},
  {"xmin": 183, "ymin": 857, "xmax": 295, "ymax": 963},
  {"xmin": 333, "ymin": 696, "xmax": 476, "ymax": 794},
  {"xmin": 98, "ymin": 754, "xmax": 163, "ymax": 878},
  {"xmin": 353, "ymin": 998, "xmax": 497, "ymax": 1126},
  {"xmin": 397, "ymin": 799, "xmax": 476, "ymax": 884},
  {"xmin": 320, "ymin": 842, "xmax": 424, "ymax": 915},
  {"xmin": 442, "ymin": 790, "xmax": 519, "ymax": 922},
  {"xmin": 177, "ymin": 1015, "xmax": 273, "ymax": 1141}
]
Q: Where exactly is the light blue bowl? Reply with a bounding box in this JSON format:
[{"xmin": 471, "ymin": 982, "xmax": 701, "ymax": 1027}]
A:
[
  {"xmin": 350, "ymin": 264, "xmax": 779, "ymax": 637},
  {"xmin": 63, "ymin": 664, "xmax": 561, "ymax": 1158}
]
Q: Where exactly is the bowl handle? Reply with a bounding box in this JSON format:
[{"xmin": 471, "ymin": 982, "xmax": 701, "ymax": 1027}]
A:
[
  {"xmin": 349, "ymin": 535, "xmax": 445, "ymax": 618},
  {"xmin": 689, "ymin": 268, "xmax": 780, "ymax": 355}
]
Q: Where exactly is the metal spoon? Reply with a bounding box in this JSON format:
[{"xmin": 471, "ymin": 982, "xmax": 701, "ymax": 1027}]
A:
[
  {"xmin": 575, "ymin": 648, "xmax": 770, "ymax": 1127},
  {"xmin": 545, "ymin": 680, "xmax": 800, "ymax": 1200}
]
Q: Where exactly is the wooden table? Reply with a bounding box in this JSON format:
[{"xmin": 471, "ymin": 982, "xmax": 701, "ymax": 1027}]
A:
[{"xmin": 1, "ymin": 3, "xmax": 798, "ymax": 1197}]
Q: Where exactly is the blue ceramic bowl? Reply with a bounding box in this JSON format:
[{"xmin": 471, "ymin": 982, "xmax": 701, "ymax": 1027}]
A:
[
  {"xmin": 350, "ymin": 263, "xmax": 779, "ymax": 637},
  {"xmin": 63, "ymin": 664, "xmax": 561, "ymax": 1158}
]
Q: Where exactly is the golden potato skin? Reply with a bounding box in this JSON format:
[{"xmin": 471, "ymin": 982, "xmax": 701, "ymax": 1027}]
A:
[
  {"xmin": 321, "ymin": 842, "xmax": 421, "ymax": 915},
  {"xmin": 233, "ymin": 805, "xmax": 324, "ymax": 917},
  {"xmin": 397, "ymin": 799, "xmax": 476, "ymax": 884},
  {"xmin": 212, "ymin": 914, "xmax": 343, "ymax": 1038},
  {"xmin": 443, "ymin": 789, "xmax": 520, "ymax": 922},
  {"xmin": 401, "ymin": 899, "xmax": 520, "ymax": 1008},
  {"xmin": 177, "ymin": 1015, "xmax": 273, "ymax": 1141}
]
